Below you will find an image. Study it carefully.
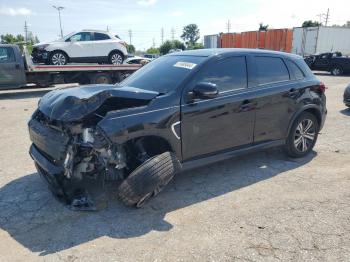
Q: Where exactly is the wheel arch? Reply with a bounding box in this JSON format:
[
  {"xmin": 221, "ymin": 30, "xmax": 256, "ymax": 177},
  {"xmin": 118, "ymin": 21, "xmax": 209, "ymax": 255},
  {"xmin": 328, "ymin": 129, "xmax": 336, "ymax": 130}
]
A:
[
  {"xmin": 286, "ymin": 105, "xmax": 322, "ymax": 138},
  {"xmin": 125, "ymin": 135, "xmax": 175, "ymax": 155},
  {"xmin": 108, "ymin": 49, "xmax": 125, "ymax": 59},
  {"xmin": 49, "ymin": 49, "xmax": 70, "ymax": 62}
]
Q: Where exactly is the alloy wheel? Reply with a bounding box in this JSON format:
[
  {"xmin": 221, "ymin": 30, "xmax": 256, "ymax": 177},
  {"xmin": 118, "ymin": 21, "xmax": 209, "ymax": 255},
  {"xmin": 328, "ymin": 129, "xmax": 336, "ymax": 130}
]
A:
[
  {"xmin": 294, "ymin": 119, "xmax": 316, "ymax": 152},
  {"xmin": 111, "ymin": 53, "xmax": 123, "ymax": 64},
  {"xmin": 51, "ymin": 53, "xmax": 66, "ymax": 65}
]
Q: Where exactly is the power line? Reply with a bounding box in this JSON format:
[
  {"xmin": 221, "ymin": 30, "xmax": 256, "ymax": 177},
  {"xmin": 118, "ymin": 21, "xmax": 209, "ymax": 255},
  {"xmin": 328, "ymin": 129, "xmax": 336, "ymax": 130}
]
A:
[
  {"xmin": 226, "ymin": 20, "xmax": 231, "ymax": 33},
  {"xmin": 161, "ymin": 27, "xmax": 164, "ymax": 44},
  {"xmin": 171, "ymin": 27, "xmax": 175, "ymax": 41},
  {"xmin": 128, "ymin": 29, "xmax": 132, "ymax": 45},
  {"xmin": 325, "ymin": 8, "xmax": 330, "ymax": 26},
  {"xmin": 24, "ymin": 21, "xmax": 28, "ymax": 44}
]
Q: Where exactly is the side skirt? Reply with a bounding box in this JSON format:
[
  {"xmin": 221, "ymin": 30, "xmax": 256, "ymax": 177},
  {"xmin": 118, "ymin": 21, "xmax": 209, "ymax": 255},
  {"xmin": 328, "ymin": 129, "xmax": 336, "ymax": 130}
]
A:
[{"xmin": 181, "ymin": 140, "xmax": 285, "ymax": 171}]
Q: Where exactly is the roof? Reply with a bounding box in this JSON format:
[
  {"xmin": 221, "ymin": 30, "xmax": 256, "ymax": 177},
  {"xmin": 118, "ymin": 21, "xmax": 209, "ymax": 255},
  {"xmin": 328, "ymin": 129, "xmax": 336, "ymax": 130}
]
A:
[{"xmin": 169, "ymin": 48, "xmax": 302, "ymax": 59}]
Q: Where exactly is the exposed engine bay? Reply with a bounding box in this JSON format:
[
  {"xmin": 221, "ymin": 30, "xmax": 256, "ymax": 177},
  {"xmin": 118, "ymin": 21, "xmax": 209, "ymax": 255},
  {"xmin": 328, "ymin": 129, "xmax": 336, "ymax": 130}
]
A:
[{"xmin": 29, "ymin": 85, "xmax": 163, "ymax": 210}]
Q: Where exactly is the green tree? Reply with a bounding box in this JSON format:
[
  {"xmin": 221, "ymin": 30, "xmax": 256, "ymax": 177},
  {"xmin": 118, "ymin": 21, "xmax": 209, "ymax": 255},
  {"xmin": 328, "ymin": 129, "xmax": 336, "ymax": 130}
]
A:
[
  {"xmin": 159, "ymin": 40, "xmax": 173, "ymax": 55},
  {"xmin": 127, "ymin": 44, "xmax": 136, "ymax": 54},
  {"xmin": 258, "ymin": 23, "xmax": 269, "ymax": 31},
  {"xmin": 181, "ymin": 24, "xmax": 200, "ymax": 46},
  {"xmin": 302, "ymin": 20, "xmax": 321, "ymax": 27},
  {"xmin": 187, "ymin": 42, "xmax": 204, "ymax": 50},
  {"xmin": 146, "ymin": 47, "xmax": 160, "ymax": 54},
  {"xmin": 172, "ymin": 40, "xmax": 186, "ymax": 50}
]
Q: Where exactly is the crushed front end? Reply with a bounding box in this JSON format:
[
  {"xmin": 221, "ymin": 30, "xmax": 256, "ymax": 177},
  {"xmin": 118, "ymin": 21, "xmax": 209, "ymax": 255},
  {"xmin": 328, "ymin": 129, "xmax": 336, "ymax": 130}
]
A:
[{"xmin": 28, "ymin": 85, "xmax": 159, "ymax": 210}]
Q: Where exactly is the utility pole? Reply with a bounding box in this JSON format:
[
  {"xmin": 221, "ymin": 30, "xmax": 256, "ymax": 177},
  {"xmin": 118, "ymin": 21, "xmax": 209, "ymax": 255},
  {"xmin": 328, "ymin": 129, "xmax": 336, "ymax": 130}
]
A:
[
  {"xmin": 152, "ymin": 38, "xmax": 155, "ymax": 47},
  {"xmin": 171, "ymin": 27, "xmax": 175, "ymax": 41},
  {"xmin": 128, "ymin": 29, "xmax": 132, "ymax": 45},
  {"xmin": 53, "ymin": 6, "xmax": 64, "ymax": 38},
  {"xmin": 24, "ymin": 21, "xmax": 28, "ymax": 44},
  {"xmin": 325, "ymin": 8, "xmax": 330, "ymax": 26},
  {"xmin": 161, "ymin": 27, "xmax": 164, "ymax": 44},
  {"xmin": 226, "ymin": 20, "xmax": 231, "ymax": 33},
  {"xmin": 106, "ymin": 26, "xmax": 109, "ymax": 32}
]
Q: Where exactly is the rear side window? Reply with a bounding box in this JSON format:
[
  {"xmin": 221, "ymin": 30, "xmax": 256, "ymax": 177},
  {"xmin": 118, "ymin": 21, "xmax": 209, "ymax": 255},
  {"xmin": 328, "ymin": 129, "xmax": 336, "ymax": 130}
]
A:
[
  {"xmin": 255, "ymin": 56, "xmax": 290, "ymax": 85},
  {"xmin": 194, "ymin": 56, "xmax": 247, "ymax": 92},
  {"xmin": 0, "ymin": 47, "xmax": 15, "ymax": 63},
  {"xmin": 94, "ymin": 33, "xmax": 110, "ymax": 41},
  {"xmin": 286, "ymin": 59, "xmax": 305, "ymax": 80}
]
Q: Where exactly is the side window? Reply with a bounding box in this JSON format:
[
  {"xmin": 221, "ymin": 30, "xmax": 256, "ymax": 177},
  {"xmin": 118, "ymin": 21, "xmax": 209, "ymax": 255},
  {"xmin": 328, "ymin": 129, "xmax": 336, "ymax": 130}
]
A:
[
  {"xmin": 94, "ymin": 33, "xmax": 110, "ymax": 41},
  {"xmin": 194, "ymin": 56, "xmax": 247, "ymax": 92},
  {"xmin": 286, "ymin": 60, "xmax": 305, "ymax": 80},
  {"xmin": 69, "ymin": 32, "xmax": 92, "ymax": 42},
  {"xmin": 0, "ymin": 47, "xmax": 15, "ymax": 63},
  {"xmin": 255, "ymin": 56, "xmax": 290, "ymax": 85}
]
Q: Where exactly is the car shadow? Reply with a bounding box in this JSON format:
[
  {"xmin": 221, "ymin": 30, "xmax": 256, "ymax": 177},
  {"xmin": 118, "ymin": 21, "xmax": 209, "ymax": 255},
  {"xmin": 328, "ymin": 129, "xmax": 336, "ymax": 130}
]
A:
[
  {"xmin": 0, "ymin": 88, "xmax": 51, "ymax": 100},
  {"xmin": 313, "ymin": 72, "xmax": 350, "ymax": 77},
  {"xmin": 340, "ymin": 108, "xmax": 350, "ymax": 116},
  {"xmin": 0, "ymin": 148, "xmax": 316, "ymax": 256}
]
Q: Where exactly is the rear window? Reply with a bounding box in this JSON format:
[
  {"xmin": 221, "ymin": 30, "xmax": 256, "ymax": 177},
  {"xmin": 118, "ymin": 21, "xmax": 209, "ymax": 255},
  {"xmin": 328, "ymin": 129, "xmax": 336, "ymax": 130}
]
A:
[
  {"xmin": 255, "ymin": 56, "xmax": 290, "ymax": 85},
  {"xmin": 286, "ymin": 59, "xmax": 305, "ymax": 80},
  {"xmin": 0, "ymin": 47, "xmax": 15, "ymax": 63},
  {"xmin": 120, "ymin": 55, "xmax": 205, "ymax": 93},
  {"xmin": 94, "ymin": 33, "xmax": 110, "ymax": 41}
]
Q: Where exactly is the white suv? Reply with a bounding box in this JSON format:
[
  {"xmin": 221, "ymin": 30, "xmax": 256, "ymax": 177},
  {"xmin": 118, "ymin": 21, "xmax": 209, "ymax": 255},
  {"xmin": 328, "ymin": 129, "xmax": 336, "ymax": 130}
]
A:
[{"xmin": 32, "ymin": 30, "xmax": 128, "ymax": 65}]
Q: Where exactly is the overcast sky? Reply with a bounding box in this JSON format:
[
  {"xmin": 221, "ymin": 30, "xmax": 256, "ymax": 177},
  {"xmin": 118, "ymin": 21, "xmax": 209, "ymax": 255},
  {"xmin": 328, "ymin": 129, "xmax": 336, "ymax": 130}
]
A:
[{"xmin": 0, "ymin": 0, "xmax": 349, "ymax": 50}]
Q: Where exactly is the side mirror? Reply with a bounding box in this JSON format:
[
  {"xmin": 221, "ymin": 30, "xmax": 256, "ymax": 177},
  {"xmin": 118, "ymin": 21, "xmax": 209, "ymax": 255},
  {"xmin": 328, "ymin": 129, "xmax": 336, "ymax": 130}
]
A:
[{"xmin": 192, "ymin": 82, "xmax": 219, "ymax": 99}]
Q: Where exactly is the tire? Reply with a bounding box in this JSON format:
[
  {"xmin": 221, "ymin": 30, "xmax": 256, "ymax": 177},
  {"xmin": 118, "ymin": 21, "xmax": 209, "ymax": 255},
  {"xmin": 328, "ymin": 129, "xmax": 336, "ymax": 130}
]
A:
[
  {"xmin": 118, "ymin": 152, "xmax": 181, "ymax": 208},
  {"xmin": 284, "ymin": 112, "xmax": 319, "ymax": 158},
  {"xmin": 90, "ymin": 72, "xmax": 112, "ymax": 84},
  {"xmin": 108, "ymin": 51, "xmax": 124, "ymax": 65},
  {"xmin": 330, "ymin": 65, "xmax": 343, "ymax": 76},
  {"xmin": 50, "ymin": 51, "xmax": 68, "ymax": 65}
]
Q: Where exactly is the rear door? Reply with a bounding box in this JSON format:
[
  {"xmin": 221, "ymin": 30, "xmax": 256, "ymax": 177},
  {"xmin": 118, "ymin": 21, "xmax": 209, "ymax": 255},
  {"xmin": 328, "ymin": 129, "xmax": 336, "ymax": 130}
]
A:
[
  {"xmin": 0, "ymin": 46, "xmax": 26, "ymax": 88},
  {"xmin": 251, "ymin": 56, "xmax": 301, "ymax": 143},
  {"xmin": 64, "ymin": 32, "xmax": 95, "ymax": 59},
  {"xmin": 181, "ymin": 56, "xmax": 256, "ymax": 161},
  {"xmin": 93, "ymin": 32, "xmax": 113, "ymax": 58}
]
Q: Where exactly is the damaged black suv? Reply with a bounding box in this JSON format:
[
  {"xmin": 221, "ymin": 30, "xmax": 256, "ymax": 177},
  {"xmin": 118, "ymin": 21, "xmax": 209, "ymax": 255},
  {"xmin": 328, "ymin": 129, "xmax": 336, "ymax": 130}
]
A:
[{"xmin": 29, "ymin": 49, "xmax": 327, "ymax": 210}]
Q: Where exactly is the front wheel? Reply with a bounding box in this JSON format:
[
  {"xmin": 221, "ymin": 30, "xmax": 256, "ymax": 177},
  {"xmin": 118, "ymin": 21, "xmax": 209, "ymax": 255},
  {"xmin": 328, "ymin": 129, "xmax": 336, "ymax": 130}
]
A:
[
  {"xmin": 50, "ymin": 51, "xmax": 68, "ymax": 65},
  {"xmin": 118, "ymin": 152, "xmax": 180, "ymax": 208},
  {"xmin": 284, "ymin": 112, "xmax": 319, "ymax": 158}
]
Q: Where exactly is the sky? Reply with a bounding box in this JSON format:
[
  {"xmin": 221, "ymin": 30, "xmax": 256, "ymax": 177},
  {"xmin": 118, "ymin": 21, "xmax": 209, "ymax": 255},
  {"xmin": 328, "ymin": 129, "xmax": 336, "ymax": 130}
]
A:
[{"xmin": 0, "ymin": 0, "xmax": 349, "ymax": 50}]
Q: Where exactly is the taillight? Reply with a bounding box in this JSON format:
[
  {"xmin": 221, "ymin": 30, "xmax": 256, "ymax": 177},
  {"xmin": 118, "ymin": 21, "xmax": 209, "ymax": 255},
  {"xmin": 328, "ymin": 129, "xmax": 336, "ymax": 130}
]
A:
[
  {"xmin": 319, "ymin": 82, "xmax": 327, "ymax": 93},
  {"xmin": 312, "ymin": 82, "xmax": 327, "ymax": 93},
  {"xmin": 120, "ymin": 41, "xmax": 127, "ymax": 48}
]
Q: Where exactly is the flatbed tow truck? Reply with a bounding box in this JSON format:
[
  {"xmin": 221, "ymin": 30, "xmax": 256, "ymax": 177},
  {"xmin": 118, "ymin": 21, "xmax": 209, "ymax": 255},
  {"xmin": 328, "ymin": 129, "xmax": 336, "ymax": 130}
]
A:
[{"xmin": 0, "ymin": 44, "xmax": 141, "ymax": 89}]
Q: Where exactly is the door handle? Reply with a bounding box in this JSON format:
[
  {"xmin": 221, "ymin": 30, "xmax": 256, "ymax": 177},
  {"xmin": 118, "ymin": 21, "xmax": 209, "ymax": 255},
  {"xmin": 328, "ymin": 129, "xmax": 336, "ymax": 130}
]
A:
[
  {"xmin": 288, "ymin": 88, "xmax": 299, "ymax": 96},
  {"xmin": 239, "ymin": 100, "xmax": 255, "ymax": 111},
  {"xmin": 15, "ymin": 64, "xmax": 20, "ymax": 69}
]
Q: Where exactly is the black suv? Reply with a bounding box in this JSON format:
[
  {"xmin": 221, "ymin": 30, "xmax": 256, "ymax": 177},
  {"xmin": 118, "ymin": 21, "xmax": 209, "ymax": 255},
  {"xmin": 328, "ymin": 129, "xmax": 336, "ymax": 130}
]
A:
[{"xmin": 28, "ymin": 49, "xmax": 327, "ymax": 210}]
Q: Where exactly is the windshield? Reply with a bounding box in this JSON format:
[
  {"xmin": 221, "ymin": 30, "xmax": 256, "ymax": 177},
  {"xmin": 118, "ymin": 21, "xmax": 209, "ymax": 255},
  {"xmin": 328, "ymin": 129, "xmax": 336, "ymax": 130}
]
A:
[{"xmin": 120, "ymin": 55, "xmax": 205, "ymax": 93}]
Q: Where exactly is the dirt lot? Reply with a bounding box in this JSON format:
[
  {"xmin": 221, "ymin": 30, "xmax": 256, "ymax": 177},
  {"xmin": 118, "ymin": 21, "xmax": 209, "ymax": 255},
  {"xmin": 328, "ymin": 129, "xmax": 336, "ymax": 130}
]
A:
[{"xmin": 0, "ymin": 74, "xmax": 349, "ymax": 262}]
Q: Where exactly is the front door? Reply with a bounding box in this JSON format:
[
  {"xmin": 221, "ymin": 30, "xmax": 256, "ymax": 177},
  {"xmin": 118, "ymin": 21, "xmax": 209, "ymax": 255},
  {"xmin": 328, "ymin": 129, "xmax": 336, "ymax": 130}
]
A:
[
  {"xmin": 181, "ymin": 56, "xmax": 256, "ymax": 161},
  {"xmin": 65, "ymin": 32, "xmax": 95, "ymax": 60},
  {"xmin": 0, "ymin": 46, "xmax": 25, "ymax": 88}
]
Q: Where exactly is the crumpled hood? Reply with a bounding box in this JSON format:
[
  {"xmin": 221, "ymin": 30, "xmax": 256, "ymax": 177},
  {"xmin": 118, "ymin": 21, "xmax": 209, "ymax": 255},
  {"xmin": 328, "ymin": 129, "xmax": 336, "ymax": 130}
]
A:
[{"xmin": 38, "ymin": 85, "xmax": 159, "ymax": 122}]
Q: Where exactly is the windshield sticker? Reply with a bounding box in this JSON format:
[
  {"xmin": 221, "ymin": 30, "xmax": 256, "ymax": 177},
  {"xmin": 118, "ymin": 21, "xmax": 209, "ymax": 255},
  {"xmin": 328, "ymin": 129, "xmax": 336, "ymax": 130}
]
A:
[{"xmin": 174, "ymin": 62, "xmax": 197, "ymax": 70}]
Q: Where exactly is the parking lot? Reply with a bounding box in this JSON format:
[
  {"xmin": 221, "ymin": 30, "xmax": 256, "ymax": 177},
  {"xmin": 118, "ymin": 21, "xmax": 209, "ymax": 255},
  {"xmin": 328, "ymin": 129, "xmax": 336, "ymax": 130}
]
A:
[{"xmin": 0, "ymin": 74, "xmax": 349, "ymax": 261}]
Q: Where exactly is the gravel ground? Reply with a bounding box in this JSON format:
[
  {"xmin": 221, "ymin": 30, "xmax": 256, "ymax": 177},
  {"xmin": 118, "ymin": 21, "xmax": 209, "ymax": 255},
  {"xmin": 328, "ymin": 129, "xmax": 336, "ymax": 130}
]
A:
[{"xmin": 0, "ymin": 75, "xmax": 349, "ymax": 262}]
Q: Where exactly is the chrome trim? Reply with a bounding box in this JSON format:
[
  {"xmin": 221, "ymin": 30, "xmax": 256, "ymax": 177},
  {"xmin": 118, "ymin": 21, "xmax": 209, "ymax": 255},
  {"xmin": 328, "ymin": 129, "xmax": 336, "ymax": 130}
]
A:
[
  {"xmin": 109, "ymin": 106, "xmax": 179, "ymax": 120},
  {"xmin": 171, "ymin": 121, "xmax": 181, "ymax": 140}
]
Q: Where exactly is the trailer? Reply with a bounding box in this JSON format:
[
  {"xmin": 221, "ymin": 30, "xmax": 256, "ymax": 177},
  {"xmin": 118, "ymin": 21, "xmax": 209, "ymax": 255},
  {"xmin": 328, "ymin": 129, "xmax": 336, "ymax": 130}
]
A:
[
  {"xmin": 0, "ymin": 44, "xmax": 141, "ymax": 89},
  {"xmin": 292, "ymin": 26, "xmax": 350, "ymax": 56}
]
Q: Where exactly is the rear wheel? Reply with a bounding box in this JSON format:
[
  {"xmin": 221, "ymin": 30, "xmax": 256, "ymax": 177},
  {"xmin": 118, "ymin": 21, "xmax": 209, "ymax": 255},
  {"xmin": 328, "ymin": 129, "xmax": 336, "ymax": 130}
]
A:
[
  {"xmin": 50, "ymin": 51, "xmax": 68, "ymax": 65},
  {"xmin": 118, "ymin": 152, "xmax": 180, "ymax": 208},
  {"xmin": 284, "ymin": 112, "xmax": 319, "ymax": 158},
  {"xmin": 330, "ymin": 65, "xmax": 343, "ymax": 76},
  {"xmin": 108, "ymin": 51, "xmax": 124, "ymax": 65},
  {"xmin": 90, "ymin": 72, "xmax": 112, "ymax": 84}
]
